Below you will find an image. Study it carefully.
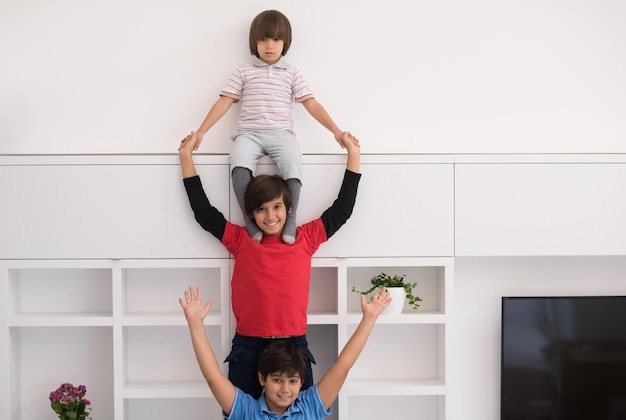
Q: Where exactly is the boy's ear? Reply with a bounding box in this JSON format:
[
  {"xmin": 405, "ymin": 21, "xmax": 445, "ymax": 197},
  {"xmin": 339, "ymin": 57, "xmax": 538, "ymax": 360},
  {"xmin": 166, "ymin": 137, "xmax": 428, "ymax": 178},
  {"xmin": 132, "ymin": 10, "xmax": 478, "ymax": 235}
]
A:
[{"xmin": 258, "ymin": 371, "xmax": 266, "ymax": 386}]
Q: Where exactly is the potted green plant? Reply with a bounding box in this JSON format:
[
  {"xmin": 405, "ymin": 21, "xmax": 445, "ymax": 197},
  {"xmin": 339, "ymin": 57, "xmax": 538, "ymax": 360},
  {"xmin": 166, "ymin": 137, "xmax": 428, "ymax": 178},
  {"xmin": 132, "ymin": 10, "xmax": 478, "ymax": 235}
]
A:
[{"xmin": 352, "ymin": 272, "xmax": 422, "ymax": 314}]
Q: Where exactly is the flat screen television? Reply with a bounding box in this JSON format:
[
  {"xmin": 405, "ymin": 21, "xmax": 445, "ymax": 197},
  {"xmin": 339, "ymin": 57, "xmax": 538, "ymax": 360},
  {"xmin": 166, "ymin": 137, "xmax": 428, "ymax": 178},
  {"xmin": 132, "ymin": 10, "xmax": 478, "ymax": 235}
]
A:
[{"xmin": 501, "ymin": 296, "xmax": 626, "ymax": 420}]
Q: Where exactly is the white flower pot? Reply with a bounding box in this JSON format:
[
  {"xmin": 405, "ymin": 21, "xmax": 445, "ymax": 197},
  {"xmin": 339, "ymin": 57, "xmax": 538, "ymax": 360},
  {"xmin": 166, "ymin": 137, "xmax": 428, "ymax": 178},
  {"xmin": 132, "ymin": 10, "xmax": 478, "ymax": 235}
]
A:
[{"xmin": 381, "ymin": 287, "xmax": 406, "ymax": 315}]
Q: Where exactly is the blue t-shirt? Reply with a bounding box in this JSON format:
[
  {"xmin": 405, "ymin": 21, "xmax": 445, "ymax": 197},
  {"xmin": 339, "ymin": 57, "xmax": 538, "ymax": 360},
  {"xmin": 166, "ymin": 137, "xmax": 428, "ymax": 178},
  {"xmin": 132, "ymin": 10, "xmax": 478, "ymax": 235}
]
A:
[{"xmin": 224, "ymin": 384, "xmax": 331, "ymax": 419}]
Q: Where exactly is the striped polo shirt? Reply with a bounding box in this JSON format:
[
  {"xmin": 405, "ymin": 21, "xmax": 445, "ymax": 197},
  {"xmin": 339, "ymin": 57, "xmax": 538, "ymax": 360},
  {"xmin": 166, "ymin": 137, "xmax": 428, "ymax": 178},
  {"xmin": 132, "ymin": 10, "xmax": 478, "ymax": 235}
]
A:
[{"xmin": 220, "ymin": 56, "xmax": 314, "ymax": 131}]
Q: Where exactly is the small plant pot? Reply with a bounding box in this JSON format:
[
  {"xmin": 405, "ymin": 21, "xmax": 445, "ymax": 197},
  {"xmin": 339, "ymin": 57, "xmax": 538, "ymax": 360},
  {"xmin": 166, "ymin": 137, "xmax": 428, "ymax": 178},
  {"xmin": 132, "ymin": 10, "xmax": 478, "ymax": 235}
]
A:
[{"xmin": 382, "ymin": 287, "xmax": 406, "ymax": 315}]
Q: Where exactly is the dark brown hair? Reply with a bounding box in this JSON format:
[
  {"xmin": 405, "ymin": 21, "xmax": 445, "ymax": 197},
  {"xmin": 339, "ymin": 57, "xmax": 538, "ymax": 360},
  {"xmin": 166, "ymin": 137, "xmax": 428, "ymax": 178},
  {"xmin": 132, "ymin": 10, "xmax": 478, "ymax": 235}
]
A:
[
  {"xmin": 244, "ymin": 175, "xmax": 293, "ymax": 219},
  {"xmin": 258, "ymin": 340, "xmax": 307, "ymax": 382},
  {"xmin": 249, "ymin": 10, "xmax": 292, "ymax": 57}
]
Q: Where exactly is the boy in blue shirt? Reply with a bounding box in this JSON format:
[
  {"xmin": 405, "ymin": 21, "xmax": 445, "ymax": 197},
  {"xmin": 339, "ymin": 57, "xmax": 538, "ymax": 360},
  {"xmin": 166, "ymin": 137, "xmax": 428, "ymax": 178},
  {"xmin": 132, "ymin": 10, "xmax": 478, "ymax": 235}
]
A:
[{"xmin": 179, "ymin": 286, "xmax": 391, "ymax": 419}]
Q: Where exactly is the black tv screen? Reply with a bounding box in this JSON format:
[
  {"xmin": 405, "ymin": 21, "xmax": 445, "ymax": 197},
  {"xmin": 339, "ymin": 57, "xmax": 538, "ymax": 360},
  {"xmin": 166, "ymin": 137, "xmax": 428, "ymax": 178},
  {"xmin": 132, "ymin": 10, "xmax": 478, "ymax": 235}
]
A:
[{"xmin": 501, "ymin": 296, "xmax": 626, "ymax": 420}]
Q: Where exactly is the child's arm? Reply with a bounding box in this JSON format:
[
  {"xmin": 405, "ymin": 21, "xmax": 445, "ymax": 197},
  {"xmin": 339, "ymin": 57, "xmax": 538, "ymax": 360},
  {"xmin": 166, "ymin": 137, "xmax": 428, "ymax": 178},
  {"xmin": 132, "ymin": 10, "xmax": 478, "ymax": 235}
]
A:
[
  {"xmin": 344, "ymin": 135, "xmax": 360, "ymax": 174},
  {"xmin": 320, "ymin": 138, "xmax": 361, "ymax": 238},
  {"xmin": 301, "ymin": 98, "xmax": 359, "ymax": 148},
  {"xmin": 179, "ymin": 131, "xmax": 201, "ymax": 177},
  {"xmin": 316, "ymin": 288, "xmax": 391, "ymax": 409},
  {"xmin": 179, "ymin": 286, "xmax": 237, "ymax": 415},
  {"xmin": 178, "ymin": 131, "xmax": 228, "ymax": 240},
  {"xmin": 188, "ymin": 96, "xmax": 236, "ymax": 151}
]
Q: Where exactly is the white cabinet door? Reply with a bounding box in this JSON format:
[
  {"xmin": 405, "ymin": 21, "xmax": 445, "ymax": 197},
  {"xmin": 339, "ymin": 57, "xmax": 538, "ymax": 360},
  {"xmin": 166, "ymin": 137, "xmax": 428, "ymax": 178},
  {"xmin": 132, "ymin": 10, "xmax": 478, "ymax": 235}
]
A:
[
  {"xmin": 455, "ymin": 163, "xmax": 626, "ymax": 255},
  {"xmin": 0, "ymin": 163, "xmax": 230, "ymax": 258},
  {"xmin": 326, "ymin": 163, "xmax": 454, "ymax": 257},
  {"xmin": 228, "ymin": 160, "xmax": 454, "ymax": 257},
  {"xmin": 267, "ymin": 162, "xmax": 453, "ymax": 258}
]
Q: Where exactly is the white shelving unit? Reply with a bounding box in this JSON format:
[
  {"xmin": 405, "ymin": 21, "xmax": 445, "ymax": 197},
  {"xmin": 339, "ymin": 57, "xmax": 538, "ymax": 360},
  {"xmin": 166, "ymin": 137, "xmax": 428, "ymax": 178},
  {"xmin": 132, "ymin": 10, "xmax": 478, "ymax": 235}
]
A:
[
  {"xmin": 0, "ymin": 256, "xmax": 452, "ymax": 420},
  {"xmin": 337, "ymin": 258, "xmax": 452, "ymax": 420},
  {"xmin": 1, "ymin": 259, "xmax": 231, "ymax": 420}
]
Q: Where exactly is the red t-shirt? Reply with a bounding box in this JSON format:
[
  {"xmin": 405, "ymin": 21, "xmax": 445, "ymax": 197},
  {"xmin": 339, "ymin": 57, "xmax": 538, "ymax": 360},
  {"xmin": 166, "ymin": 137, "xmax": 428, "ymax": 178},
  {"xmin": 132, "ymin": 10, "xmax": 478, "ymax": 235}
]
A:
[
  {"xmin": 183, "ymin": 169, "xmax": 361, "ymax": 337},
  {"xmin": 221, "ymin": 219, "xmax": 327, "ymax": 337}
]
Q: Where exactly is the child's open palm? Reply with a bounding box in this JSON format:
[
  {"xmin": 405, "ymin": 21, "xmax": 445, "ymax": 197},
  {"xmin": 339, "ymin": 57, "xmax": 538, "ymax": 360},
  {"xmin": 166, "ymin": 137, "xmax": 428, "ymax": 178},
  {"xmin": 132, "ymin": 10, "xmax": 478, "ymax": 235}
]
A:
[
  {"xmin": 179, "ymin": 286, "xmax": 213, "ymax": 325},
  {"xmin": 361, "ymin": 287, "xmax": 391, "ymax": 318}
]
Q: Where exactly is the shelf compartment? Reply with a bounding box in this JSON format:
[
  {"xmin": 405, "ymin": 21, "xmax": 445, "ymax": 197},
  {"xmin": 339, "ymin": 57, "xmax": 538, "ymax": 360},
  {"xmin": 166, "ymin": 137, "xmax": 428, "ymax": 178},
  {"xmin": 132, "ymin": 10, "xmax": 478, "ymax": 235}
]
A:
[
  {"xmin": 307, "ymin": 324, "xmax": 339, "ymax": 420},
  {"xmin": 347, "ymin": 324, "xmax": 445, "ymax": 383},
  {"xmin": 346, "ymin": 395, "xmax": 444, "ymax": 420},
  {"xmin": 308, "ymin": 266, "xmax": 338, "ymax": 316},
  {"xmin": 8, "ymin": 268, "xmax": 112, "ymax": 318},
  {"xmin": 346, "ymin": 378, "xmax": 446, "ymax": 396},
  {"xmin": 124, "ymin": 397, "xmax": 221, "ymax": 420},
  {"xmin": 121, "ymin": 312, "xmax": 223, "ymax": 327},
  {"xmin": 347, "ymin": 265, "xmax": 447, "ymax": 316},
  {"xmin": 306, "ymin": 324, "xmax": 338, "ymax": 384},
  {"xmin": 12, "ymin": 326, "xmax": 114, "ymax": 420},
  {"xmin": 124, "ymin": 326, "xmax": 222, "ymax": 384},
  {"xmin": 9, "ymin": 312, "xmax": 113, "ymax": 327},
  {"xmin": 122, "ymin": 267, "xmax": 224, "ymax": 316},
  {"xmin": 123, "ymin": 381, "xmax": 211, "ymax": 399},
  {"xmin": 346, "ymin": 312, "xmax": 445, "ymax": 325},
  {"xmin": 306, "ymin": 311, "xmax": 340, "ymax": 325}
]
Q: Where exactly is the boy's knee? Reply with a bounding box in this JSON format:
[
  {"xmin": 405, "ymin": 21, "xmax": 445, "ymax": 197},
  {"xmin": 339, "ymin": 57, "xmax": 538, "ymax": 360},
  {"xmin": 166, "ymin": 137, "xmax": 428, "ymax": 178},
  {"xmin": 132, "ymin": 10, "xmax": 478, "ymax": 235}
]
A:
[{"xmin": 232, "ymin": 166, "xmax": 252, "ymax": 178}]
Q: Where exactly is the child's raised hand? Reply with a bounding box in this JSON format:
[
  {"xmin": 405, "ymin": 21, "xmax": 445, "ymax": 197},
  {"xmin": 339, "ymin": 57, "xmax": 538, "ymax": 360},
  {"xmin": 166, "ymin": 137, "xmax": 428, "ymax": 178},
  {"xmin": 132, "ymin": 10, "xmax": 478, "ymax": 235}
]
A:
[
  {"xmin": 178, "ymin": 131, "xmax": 201, "ymax": 153},
  {"xmin": 343, "ymin": 134, "xmax": 361, "ymax": 155},
  {"xmin": 342, "ymin": 131, "xmax": 360, "ymax": 148},
  {"xmin": 179, "ymin": 286, "xmax": 213, "ymax": 325},
  {"xmin": 361, "ymin": 287, "xmax": 391, "ymax": 318},
  {"xmin": 334, "ymin": 131, "xmax": 359, "ymax": 149},
  {"xmin": 335, "ymin": 131, "xmax": 359, "ymax": 149}
]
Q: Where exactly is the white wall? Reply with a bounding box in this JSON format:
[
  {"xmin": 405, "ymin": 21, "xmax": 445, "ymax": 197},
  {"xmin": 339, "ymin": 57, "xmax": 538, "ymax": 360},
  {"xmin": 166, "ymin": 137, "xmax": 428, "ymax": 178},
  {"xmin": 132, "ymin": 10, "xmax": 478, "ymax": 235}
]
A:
[
  {"xmin": 2, "ymin": 0, "xmax": 626, "ymax": 154},
  {"xmin": 2, "ymin": 2, "xmax": 626, "ymax": 420}
]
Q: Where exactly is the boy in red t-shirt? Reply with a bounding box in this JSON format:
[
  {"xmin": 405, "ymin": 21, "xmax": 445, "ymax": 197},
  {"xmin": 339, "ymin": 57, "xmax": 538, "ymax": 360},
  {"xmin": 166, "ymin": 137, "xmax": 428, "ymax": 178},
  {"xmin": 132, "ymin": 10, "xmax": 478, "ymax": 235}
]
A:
[{"xmin": 178, "ymin": 130, "xmax": 361, "ymax": 398}]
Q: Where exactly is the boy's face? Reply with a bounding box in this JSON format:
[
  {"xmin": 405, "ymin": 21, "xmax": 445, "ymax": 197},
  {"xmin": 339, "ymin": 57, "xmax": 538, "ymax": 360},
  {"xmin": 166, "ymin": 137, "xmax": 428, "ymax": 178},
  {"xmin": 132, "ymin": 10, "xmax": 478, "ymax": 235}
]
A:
[
  {"xmin": 259, "ymin": 371, "xmax": 302, "ymax": 415},
  {"xmin": 256, "ymin": 37, "xmax": 284, "ymax": 65},
  {"xmin": 252, "ymin": 194, "xmax": 290, "ymax": 237}
]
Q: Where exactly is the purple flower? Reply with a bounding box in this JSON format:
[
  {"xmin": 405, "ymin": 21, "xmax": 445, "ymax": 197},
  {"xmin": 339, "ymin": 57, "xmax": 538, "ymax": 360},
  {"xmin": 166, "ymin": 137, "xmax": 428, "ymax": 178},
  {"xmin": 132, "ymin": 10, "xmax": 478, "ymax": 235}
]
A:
[{"xmin": 49, "ymin": 383, "xmax": 92, "ymax": 420}]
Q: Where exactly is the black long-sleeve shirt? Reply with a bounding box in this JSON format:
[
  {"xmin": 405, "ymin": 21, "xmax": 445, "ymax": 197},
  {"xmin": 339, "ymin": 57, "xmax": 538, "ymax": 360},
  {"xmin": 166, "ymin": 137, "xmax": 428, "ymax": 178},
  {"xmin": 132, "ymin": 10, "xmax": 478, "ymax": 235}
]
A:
[{"xmin": 183, "ymin": 169, "xmax": 361, "ymax": 241}]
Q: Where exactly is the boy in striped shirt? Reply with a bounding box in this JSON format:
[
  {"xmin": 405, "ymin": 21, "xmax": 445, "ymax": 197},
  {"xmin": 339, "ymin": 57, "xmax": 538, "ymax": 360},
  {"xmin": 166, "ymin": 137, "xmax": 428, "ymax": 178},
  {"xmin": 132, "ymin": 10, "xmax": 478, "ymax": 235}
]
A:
[{"xmin": 182, "ymin": 9, "xmax": 358, "ymax": 244}]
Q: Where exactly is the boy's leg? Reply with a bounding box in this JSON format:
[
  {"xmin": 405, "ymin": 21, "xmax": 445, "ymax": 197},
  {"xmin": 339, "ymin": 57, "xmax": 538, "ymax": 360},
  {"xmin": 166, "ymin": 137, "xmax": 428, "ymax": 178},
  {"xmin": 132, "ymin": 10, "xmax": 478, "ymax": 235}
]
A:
[
  {"xmin": 225, "ymin": 335, "xmax": 266, "ymax": 399},
  {"xmin": 282, "ymin": 178, "xmax": 301, "ymax": 244},
  {"xmin": 259, "ymin": 130, "xmax": 302, "ymax": 244},
  {"xmin": 230, "ymin": 132, "xmax": 266, "ymax": 242},
  {"xmin": 232, "ymin": 166, "xmax": 263, "ymax": 242},
  {"xmin": 290, "ymin": 335, "xmax": 315, "ymax": 391}
]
